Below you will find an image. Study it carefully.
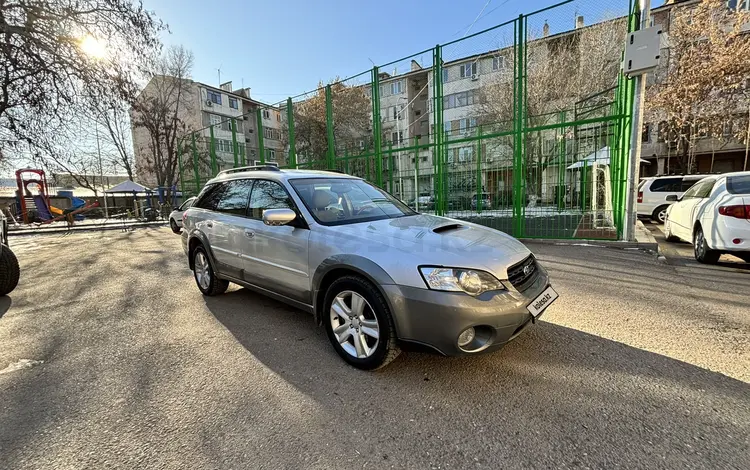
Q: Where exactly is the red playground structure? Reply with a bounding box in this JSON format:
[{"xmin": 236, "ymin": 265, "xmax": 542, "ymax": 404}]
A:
[{"xmin": 15, "ymin": 169, "xmax": 99, "ymax": 224}]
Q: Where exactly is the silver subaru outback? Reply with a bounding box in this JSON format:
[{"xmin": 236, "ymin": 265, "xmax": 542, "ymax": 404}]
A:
[{"xmin": 182, "ymin": 167, "xmax": 558, "ymax": 370}]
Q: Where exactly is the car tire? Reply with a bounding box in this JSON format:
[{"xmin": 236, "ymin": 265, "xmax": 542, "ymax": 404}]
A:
[
  {"xmin": 693, "ymin": 225, "xmax": 720, "ymax": 264},
  {"xmin": 170, "ymin": 218, "xmax": 180, "ymax": 234},
  {"xmin": 323, "ymin": 275, "xmax": 401, "ymax": 370},
  {"xmin": 0, "ymin": 245, "xmax": 20, "ymax": 296},
  {"xmin": 651, "ymin": 205, "xmax": 669, "ymax": 224},
  {"xmin": 192, "ymin": 246, "xmax": 228, "ymax": 296},
  {"xmin": 663, "ymin": 218, "xmax": 679, "ymax": 242}
]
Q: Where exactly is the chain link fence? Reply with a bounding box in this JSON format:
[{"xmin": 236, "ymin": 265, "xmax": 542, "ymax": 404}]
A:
[{"xmin": 179, "ymin": 0, "xmax": 637, "ymax": 240}]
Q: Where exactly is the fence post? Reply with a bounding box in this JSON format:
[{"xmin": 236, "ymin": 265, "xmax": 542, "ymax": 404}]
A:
[
  {"xmin": 231, "ymin": 118, "xmax": 239, "ymax": 168},
  {"xmin": 344, "ymin": 147, "xmax": 350, "ymax": 174},
  {"xmin": 191, "ymin": 133, "xmax": 200, "ymax": 191},
  {"xmin": 387, "ymin": 142, "xmax": 393, "ymax": 192},
  {"xmin": 326, "ymin": 84, "xmax": 335, "ymax": 170},
  {"xmin": 512, "ymin": 16, "xmax": 525, "ymax": 237},
  {"xmin": 476, "ymin": 125, "xmax": 483, "ymax": 213},
  {"xmin": 432, "ymin": 45, "xmax": 445, "ymax": 215},
  {"xmin": 414, "ymin": 136, "xmax": 420, "ymax": 209},
  {"xmin": 256, "ymin": 108, "xmax": 265, "ymax": 164},
  {"xmin": 371, "ymin": 67, "xmax": 382, "ymax": 186},
  {"xmin": 209, "ymin": 125, "xmax": 218, "ymax": 176},
  {"xmin": 558, "ymin": 112, "xmax": 566, "ymax": 211},
  {"xmin": 178, "ymin": 139, "xmax": 186, "ymax": 197},
  {"xmin": 287, "ymin": 97, "xmax": 297, "ymax": 168}
]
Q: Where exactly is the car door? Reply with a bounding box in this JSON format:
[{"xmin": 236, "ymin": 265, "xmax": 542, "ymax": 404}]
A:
[
  {"xmin": 669, "ymin": 178, "xmax": 714, "ymax": 240},
  {"xmin": 208, "ymin": 178, "xmax": 254, "ymax": 278},
  {"xmin": 240, "ymin": 179, "xmax": 311, "ymax": 303}
]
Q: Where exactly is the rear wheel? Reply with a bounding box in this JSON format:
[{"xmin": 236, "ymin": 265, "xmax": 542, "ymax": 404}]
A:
[
  {"xmin": 693, "ymin": 226, "xmax": 720, "ymax": 264},
  {"xmin": 192, "ymin": 246, "xmax": 228, "ymax": 296},
  {"xmin": 0, "ymin": 245, "xmax": 20, "ymax": 296},
  {"xmin": 324, "ymin": 275, "xmax": 400, "ymax": 370},
  {"xmin": 170, "ymin": 218, "xmax": 180, "ymax": 234},
  {"xmin": 652, "ymin": 205, "xmax": 669, "ymax": 224}
]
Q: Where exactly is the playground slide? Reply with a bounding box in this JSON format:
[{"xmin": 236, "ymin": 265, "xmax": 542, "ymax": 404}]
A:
[
  {"xmin": 49, "ymin": 196, "xmax": 87, "ymax": 217},
  {"xmin": 33, "ymin": 195, "xmax": 53, "ymax": 221}
]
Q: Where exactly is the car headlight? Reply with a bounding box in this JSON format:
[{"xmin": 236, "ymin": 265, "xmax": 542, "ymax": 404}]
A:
[{"xmin": 419, "ymin": 267, "xmax": 505, "ymax": 296}]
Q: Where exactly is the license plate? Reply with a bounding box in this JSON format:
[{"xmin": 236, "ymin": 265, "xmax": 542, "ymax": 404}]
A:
[{"xmin": 527, "ymin": 286, "xmax": 558, "ymax": 317}]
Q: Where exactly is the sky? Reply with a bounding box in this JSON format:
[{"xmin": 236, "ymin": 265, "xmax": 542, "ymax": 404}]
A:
[{"xmin": 141, "ymin": 0, "xmax": 564, "ymax": 103}]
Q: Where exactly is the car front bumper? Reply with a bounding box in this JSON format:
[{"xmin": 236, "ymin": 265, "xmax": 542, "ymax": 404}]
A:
[{"xmin": 382, "ymin": 265, "xmax": 551, "ymax": 356}]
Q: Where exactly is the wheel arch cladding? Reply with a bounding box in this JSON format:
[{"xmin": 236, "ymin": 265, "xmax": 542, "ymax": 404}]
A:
[
  {"xmin": 312, "ymin": 255, "xmax": 396, "ymax": 326},
  {"xmin": 188, "ymin": 231, "xmax": 214, "ymax": 270}
]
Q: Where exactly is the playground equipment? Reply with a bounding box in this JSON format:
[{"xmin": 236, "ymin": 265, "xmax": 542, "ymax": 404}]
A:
[{"xmin": 15, "ymin": 169, "xmax": 99, "ymax": 224}]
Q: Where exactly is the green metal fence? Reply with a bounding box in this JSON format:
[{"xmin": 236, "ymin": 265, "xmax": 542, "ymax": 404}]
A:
[{"xmin": 179, "ymin": 0, "xmax": 638, "ymax": 240}]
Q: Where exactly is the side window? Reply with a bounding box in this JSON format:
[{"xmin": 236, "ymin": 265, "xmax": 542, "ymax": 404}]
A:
[
  {"xmin": 215, "ymin": 179, "xmax": 253, "ymax": 216},
  {"xmin": 696, "ymin": 179, "xmax": 716, "ymax": 198},
  {"xmin": 681, "ymin": 178, "xmax": 700, "ymax": 192},
  {"xmin": 195, "ymin": 184, "xmax": 225, "ymax": 211},
  {"xmin": 247, "ymin": 180, "xmax": 294, "ymax": 219},
  {"xmin": 649, "ymin": 178, "xmax": 682, "ymax": 192},
  {"xmin": 681, "ymin": 182, "xmax": 703, "ymax": 199},
  {"xmin": 178, "ymin": 198, "xmax": 195, "ymax": 211}
]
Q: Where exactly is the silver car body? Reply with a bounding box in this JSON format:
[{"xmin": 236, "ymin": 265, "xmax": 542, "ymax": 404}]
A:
[{"xmin": 182, "ymin": 169, "xmax": 552, "ymax": 356}]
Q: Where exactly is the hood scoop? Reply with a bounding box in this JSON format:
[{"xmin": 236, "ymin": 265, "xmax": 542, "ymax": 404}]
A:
[{"xmin": 432, "ymin": 223, "xmax": 463, "ymax": 234}]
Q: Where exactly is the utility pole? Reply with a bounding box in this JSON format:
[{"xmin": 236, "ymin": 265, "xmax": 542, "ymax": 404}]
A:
[
  {"xmin": 623, "ymin": 0, "xmax": 651, "ymax": 242},
  {"xmin": 95, "ymin": 123, "xmax": 110, "ymax": 218}
]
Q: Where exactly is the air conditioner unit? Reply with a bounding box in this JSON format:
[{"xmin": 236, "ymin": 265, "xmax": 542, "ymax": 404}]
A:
[
  {"xmin": 245, "ymin": 138, "xmax": 251, "ymax": 143},
  {"xmin": 205, "ymin": 100, "xmax": 213, "ymax": 106},
  {"xmin": 471, "ymin": 74, "xmax": 479, "ymax": 81}
]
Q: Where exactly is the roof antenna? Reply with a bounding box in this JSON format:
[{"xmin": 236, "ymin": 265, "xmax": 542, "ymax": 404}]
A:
[{"xmin": 217, "ymin": 64, "xmax": 223, "ymax": 85}]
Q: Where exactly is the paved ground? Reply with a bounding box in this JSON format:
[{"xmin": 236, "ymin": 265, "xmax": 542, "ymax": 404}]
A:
[{"xmin": 0, "ymin": 228, "xmax": 748, "ymax": 469}]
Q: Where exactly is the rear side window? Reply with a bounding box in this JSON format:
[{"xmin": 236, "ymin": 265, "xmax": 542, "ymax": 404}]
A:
[
  {"xmin": 649, "ymin": 178, "xmax": 682, "ymax": 192},
  {"xmin": 216, "ymin": 179, "xmax": 253, "ymax": 216},
  {"xmin": 194, "ymin": 184, "xmax": 224, "ymax": 211},
  {"xmin": 681, "ymin": 178, "xmax": 701, "ymax": 192},
  {"xmin": 727, "ymin": 175, "xmax": 750, "ymax": 194}
]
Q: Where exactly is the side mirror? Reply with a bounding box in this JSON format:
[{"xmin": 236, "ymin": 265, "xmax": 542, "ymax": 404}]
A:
[
  {"xmin": 263, "ymin": 208, "xmax": 296, "ymax": 226},
  {"xmin": 666, "ymin": 195, "xmax": 678, "ymax": 202}
]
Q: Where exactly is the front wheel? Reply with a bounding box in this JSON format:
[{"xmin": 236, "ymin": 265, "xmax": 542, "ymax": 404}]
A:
[
  {"xmin": 693, "ymin": 226, "xmax": 720, "ymax": 264},
  {"xmin": 170, "ymin": 218, "xmax": 180, "ymax": 234},
  {"xmin": 0, "ymin": 245, "xmax": 20, "ymax": 296},
  {"xmin": 324, "ymin": 275, "xmax": 400, "ymax": 370},
  {"xmin": 192, "ymin": 246, "xmax": 228, "ymax": 296}
]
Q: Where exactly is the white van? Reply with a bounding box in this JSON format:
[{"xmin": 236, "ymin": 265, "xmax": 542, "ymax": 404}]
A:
[{"xmin": 637, "ymin": 175, "xmax": 706, "ymax": 223}]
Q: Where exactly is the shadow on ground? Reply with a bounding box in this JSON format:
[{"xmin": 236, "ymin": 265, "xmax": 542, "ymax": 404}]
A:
[{"xmin": 204, "ymin": 287, "xmax": 749, "ymax": 468}]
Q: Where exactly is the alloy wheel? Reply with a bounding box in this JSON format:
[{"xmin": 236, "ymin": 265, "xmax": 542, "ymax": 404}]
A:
[
  {"xmin": 658, "ymin": 209, "xmax": 667, "ymax": 223},
  {"xmin": 695, "ymin": 230, "xmax": 705, "ymax": 257},
  {"xmin": 194, "ymin": 251, "xmax": 211, "ymax": 290},
  {"xmin": 329, "ymin": 290, "xmax": 380, "ymax": 359}
]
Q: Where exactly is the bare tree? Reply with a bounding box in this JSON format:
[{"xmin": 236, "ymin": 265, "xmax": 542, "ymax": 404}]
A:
[
  {"xmin": 130, "ymin": 46, "xmax": 196, "ymax": 195},
  {"xmin": 0, "ymin": 0, "xmax": 165, "ymax": 160},
  {"xmin": 282, "ymin": 80, "xmax": 372, "ymax": 166},
  {"xmin": 649, "ymin": 0, "xmax": 750, "ymax": 173}
]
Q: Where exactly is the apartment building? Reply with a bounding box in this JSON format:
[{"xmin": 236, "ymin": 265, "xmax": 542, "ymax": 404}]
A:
[{"xmin": 132, "ymin": 78, "xmax": 284, "ymax": 188}]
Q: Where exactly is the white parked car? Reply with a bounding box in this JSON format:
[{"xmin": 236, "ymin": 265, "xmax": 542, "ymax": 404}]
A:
[
  {"xmin": 169, "ymin": 197, "xmax": 196, "ymax": 234},
  {"xmin": 637, "ymin": 175, "xmax": 705, "ymax": 223},
  {"xmin": 664, "ymin": 172, "xmax": 750, "ymax": 264}
]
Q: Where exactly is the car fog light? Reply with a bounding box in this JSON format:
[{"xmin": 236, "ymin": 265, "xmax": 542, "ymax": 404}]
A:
[{"xmin": 457, "ymin": 327, "xmax": 476, "ymax": 347}]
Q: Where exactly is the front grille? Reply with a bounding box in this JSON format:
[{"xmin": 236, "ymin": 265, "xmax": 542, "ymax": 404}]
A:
[{"xmin": 507, "ymin": 255, "xmax": 539, "ymax": 292}]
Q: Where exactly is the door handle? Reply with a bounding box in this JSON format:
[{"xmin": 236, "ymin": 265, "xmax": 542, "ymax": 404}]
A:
[
  {"xmin": 206, "ymin": 222, "xmax": 213, "ymax": 228},
  {"xmin": 245, "ymin": 230, "xmax": 255, "ymax": 238}
]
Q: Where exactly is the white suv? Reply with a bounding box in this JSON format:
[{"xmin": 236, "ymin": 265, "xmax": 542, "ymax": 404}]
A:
[{"xmin": 637, "ymin": 175, "xmax": 705, "ymax": 223}]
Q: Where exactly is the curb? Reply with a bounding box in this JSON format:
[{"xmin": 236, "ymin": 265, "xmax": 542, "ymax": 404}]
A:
[{"xmin": 8, "ymin": 221, "xmax": 167, "ymax": 237}]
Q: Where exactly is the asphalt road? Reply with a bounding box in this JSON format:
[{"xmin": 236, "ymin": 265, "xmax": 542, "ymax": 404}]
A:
[{"xmin": 1, "ymin": 228, "xmax": 748, "ymax": 469}]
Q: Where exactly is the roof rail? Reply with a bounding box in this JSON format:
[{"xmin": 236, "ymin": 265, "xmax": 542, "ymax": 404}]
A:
[{"xmin": 216, "ymin": 165, "xmax": 281, "ymax": 176}]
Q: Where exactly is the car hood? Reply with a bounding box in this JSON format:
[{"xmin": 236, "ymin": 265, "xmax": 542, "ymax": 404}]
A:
[{"xmin": 327, "ymin": 214, "xmax": 531, "ymax": 279}]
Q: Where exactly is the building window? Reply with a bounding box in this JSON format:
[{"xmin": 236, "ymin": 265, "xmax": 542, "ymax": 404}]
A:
[
  {"xmin": 442, "ymin": 68, "xmax": 449, "ymax": 83},
  {"xmin": 265, "ymin": 149, "xmax": 276, "ymax": 161},
  {"xmin": 492, "ymin": 56, "xmax": 505, "ymax": 71},
  {"xmin": 657, "ymin": 121, "xmax": 667, "ymax": 142},
  {"xmin": 444, "ymin": 121, "xmax": 451, "ymax": 135},
  {"xmin": 392, "ymin": 106, "xmax": 399, "ymax": 120},
  {"xmin": 209, "ymin": 114, "xmax": 222, "ymax": 126},
  {"xmin": 390, "ymin": 80, "xmax": 403, "ymax": 95},
  {"xmin": 458, "ymin": 147, "xmax": 473, "ymax": 162},
  {"xmin": 229, "ymin": 97, "xmax": 238, "ymax": 109},
  {"xmin": 444, "ymin": 90, "xmax": 476, "ymax": 110},
  {"xmin": 262, "ymin": 109, "xmax": 270, "ymax": 119},
  {"xmin": 642, "ymin": 123, "xmax": 651, "ymax": 143},
  {"xmin": 263, "ymin": 128, "xmax": 280, "ymax": 140},
  {"xmin": 207, "ymin": 90, "xmax": 222, "ymax": 105},
  {"xmin": 390, "ymin": 131, "xmax": 403, "ymax": 144},
  {"xmin": 459, "ymin": 62, "xmax": 477, "ymax": 78},
  {"xmin": 722, "ymin": 120, "xmax": 733, "ymax": 137},
  {"xmin": 276, "ymin": 112, "xmax": 281, "ymax": 122},
  {"xmin": 728, "ymin": 0, "xmax": 749, "ymax": 11}
]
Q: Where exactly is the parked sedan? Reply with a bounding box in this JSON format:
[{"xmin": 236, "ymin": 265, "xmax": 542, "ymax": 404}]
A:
[
  {"xmin": 169, "ymin": 197, "xmax": 196, "ymax": 233},
  {"xmin": 182, "ymin": 167, "xmax": 558, "ymax": 370},
  {"xmin": 664, "ymin": 172, "xmax": 750, "ymax": 264}
]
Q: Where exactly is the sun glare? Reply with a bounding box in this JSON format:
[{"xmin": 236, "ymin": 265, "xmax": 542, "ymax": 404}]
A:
[{"xmin": 80, "ymin": 35, "xmax": 107, "ymax": 59}]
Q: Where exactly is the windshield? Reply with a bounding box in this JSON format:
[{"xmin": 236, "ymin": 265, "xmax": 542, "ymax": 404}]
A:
[{"xmin": 289, "ymin": 178, "xmax": 415, "ymax": 226}]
